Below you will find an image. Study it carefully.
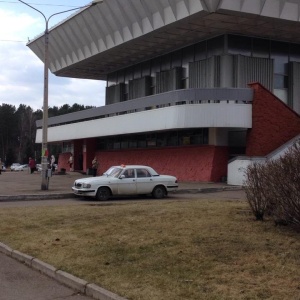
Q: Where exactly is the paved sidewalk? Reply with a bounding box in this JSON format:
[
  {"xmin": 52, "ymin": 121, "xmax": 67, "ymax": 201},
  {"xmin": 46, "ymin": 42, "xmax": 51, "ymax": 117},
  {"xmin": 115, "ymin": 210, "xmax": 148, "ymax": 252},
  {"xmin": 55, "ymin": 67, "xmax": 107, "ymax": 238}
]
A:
[
  {"xmin": 0, "ymin": 170, "xmax": 242, "ymax": 200},
  {"xmin": 0, "ymin": 242, "xmax": 126, "ymax": 300},
  {"xmin": 0, "ymin": 251, "xmax": 92, "ymax": 300}
]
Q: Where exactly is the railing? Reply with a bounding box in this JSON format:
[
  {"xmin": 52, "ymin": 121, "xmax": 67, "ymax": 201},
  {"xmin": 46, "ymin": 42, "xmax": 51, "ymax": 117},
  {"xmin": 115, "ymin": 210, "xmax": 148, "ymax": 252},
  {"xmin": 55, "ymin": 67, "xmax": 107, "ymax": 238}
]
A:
[{"xmin": 36, "ymin": 88, "xmax": 253, "ymax": 128}]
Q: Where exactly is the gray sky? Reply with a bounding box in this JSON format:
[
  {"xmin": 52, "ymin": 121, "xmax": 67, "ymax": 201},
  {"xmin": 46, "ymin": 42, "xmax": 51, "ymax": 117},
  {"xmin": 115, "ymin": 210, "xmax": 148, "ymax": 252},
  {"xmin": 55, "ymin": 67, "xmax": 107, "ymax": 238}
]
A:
[{"xmin": 0, "ymin": 0, "xmax": 106, "ymax": 110}]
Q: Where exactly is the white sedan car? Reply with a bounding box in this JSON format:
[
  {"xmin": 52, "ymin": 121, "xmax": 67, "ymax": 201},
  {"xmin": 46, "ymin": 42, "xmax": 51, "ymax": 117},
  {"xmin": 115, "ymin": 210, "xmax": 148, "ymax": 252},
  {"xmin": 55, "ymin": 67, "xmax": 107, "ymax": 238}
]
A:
[
  {"xmin": 14, "ymin": 164, "xmax": 29, "ymax": 171},
  {"xmin": 10, "ymin": 163, "xmax": 21, "ymax": 171},
  {"xmin": 72, "ymin": 165, "xmax": 178, "ymax": 201}
]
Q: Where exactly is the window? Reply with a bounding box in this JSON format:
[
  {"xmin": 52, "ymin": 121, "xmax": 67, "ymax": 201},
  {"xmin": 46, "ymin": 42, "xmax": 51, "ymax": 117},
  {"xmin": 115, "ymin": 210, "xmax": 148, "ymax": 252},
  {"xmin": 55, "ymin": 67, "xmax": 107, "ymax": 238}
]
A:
[
  {"xmin": 96, "ymin": 129, "xmax": 209, "ymax": 150},
  {"xmin": 62, "ymin": 142, "xmax": 73, "ymax": 153},
  {"xmin": 290, "ymin": 43, "xmax": 300, "ymax": 63},
  {"xmin": 137, "ymin": 169, "xmax": 151, "ymax": 178},
  {"xmin": 207, "ymin": 35, "xmax": 225, "ymax": 57},
  {"xmin": 274, "ymin": 74, "xmax": 288, "ymax": 89},
  {"xmin": 253, "ymin": 38, "xmax": 269, "ymax": 58},
  {"xmin": 194, "ymin": 42, "xmax": 206, "ymax": 61},
  {"xmin": 122, "ymin": 169, "xmax": 135, "ymax": 178},
  {"xmin": 228, "ymin": 35, "xmax": 251, "ymax": 56}
]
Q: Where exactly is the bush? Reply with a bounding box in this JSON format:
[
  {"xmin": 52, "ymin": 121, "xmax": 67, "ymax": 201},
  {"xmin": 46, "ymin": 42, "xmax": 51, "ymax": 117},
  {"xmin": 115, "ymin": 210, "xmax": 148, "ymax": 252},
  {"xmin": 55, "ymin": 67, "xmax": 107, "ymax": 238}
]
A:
[
  {"xmin": 244, "ymin": 162, "xmax": 270, "ymax": 221},
  {"xmin": 244, "ymin": 144, "xmax": 300, "ymax": 231}
]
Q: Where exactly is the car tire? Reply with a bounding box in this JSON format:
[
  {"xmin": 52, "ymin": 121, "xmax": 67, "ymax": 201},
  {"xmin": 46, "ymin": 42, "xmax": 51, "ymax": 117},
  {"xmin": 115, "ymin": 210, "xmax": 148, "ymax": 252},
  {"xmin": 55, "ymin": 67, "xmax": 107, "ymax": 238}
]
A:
[
  {"xmin": 152, "ymin": 186, "xmax": 167, "ymax": 199},
  {"xmin": 96, "ymin": 187, "xmax": 111, "ymax": 201}
]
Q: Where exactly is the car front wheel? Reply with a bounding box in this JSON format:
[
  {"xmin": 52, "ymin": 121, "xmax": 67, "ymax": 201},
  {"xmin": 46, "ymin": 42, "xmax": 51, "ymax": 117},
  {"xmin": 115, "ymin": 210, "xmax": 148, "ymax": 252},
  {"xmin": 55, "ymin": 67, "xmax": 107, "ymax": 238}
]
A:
[
  {"xmin": 96, "ymin": 187, "xmax": 111, "ymax": 201},
  {"xmin": 152, "ymin": 186, "xmax": 167, "ymax": 199}
]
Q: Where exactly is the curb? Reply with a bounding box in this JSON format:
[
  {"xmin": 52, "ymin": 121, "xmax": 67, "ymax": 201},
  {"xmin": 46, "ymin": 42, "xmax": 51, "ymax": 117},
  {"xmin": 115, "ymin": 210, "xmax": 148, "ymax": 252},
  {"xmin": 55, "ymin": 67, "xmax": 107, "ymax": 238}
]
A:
[
  {"xmin": 0, "ymin": 242, "xmax": 127, "ymax": 300},
  {"xmin": 0, "ymin": 193, "xmax": 75, "ymax": 202},
  {"xmin": 0, "ymin": 187, "xmax": 243, "ymax": 202},
  {"xmin": 172, "ymin": 186, "xmax": 243, "ymax": 194}
]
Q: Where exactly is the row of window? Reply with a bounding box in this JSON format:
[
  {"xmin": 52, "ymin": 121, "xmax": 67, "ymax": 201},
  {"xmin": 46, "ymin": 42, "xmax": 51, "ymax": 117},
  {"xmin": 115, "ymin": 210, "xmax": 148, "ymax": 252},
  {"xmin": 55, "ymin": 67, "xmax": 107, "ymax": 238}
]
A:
[
  {"xmin": 107, "ymin": 34, "xmax": 300, "ymax": 88},
  {"xmin": 96, "ymin": 129, "xmax": 209, "ymax": 150}
]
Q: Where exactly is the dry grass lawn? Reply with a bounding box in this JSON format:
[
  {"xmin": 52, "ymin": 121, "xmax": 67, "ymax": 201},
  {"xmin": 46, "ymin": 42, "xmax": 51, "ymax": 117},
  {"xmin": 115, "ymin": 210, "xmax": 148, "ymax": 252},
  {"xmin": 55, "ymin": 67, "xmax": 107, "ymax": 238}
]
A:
[{"xmin": 0, "ymin": 198, "xmax": 299, "ymax": 300}]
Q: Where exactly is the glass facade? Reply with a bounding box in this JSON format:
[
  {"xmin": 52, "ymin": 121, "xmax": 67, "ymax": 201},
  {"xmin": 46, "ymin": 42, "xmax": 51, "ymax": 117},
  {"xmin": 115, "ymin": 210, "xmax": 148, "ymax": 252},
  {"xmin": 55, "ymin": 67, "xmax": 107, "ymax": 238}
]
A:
[
  {"xmin": 96, "ymin": 129, "xmax": 209, "ymax": 151},
  {"xmin": 62, "ymin": 142, "xmax": 73, "ymax": 154},
  {"xmin": 107, "ymin": 34, "xmax": 300, "ymax": 107}
]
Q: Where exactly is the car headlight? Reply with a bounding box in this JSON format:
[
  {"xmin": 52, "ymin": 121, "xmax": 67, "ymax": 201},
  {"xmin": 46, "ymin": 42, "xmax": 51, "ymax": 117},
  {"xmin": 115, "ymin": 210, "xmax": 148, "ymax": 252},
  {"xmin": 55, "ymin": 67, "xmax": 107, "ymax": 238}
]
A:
[{"xmin": 82, "ymin": 183, "xmax": 91, "ymax": 188}]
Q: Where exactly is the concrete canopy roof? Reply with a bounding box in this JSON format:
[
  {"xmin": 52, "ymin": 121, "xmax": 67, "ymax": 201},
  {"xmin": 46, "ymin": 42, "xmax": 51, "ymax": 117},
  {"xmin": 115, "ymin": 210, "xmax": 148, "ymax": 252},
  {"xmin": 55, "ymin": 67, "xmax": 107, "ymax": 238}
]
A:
[{"xmin": 28, "ymin": 0, "xmax": 300, "ymax": 80}]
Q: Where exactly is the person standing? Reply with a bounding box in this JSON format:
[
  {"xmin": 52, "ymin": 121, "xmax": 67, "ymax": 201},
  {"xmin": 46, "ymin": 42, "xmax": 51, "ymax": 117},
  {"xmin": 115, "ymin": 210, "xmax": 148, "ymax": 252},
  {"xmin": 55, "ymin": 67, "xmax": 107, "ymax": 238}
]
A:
[
  {"xmin": 50, "ymin": 155, "xmax": 56, "ymax": 172},
  {"xmin": 68, "ymin": 154, "xmax": 73, "ymax": 172},
  {"xmin": 28, "ymin": 157, "xmax": 36, "ymax": 174},
  {"xmin": 91, "ymin": 157, "xmax": 99, "ymax": 177}
]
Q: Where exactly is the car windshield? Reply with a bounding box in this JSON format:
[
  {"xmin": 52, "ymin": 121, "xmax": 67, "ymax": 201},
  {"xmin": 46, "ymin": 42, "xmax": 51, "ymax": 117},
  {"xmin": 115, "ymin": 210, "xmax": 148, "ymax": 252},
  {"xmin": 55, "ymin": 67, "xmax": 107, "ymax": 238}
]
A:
[{"xmin": 104, "ymin": 167, "xmax": 123, "ymax": 178}]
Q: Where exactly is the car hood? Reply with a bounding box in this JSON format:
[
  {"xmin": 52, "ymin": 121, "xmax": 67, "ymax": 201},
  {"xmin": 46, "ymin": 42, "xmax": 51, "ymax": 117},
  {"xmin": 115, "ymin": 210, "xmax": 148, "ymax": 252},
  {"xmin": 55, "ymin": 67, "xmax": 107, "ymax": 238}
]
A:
[{"xmin": 74, "ymin": 175, "xmax": 115, "ymax": 184}]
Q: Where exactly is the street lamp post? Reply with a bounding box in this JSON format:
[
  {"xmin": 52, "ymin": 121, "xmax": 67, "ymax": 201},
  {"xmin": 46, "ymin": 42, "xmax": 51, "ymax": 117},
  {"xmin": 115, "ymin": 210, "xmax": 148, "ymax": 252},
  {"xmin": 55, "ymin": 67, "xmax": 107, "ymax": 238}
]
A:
[{"xmin": 18, "ymin": 0, "xmax": 103, "ymax": 190}]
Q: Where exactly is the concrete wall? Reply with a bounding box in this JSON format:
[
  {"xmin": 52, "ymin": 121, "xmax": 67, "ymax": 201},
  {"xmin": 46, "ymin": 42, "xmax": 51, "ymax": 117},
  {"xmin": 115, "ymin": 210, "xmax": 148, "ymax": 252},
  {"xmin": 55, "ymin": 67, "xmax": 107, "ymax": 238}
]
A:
[
  {"xmin": 227, "ymin": 135, "xmax": 300, "ymax": 185},
  {"xmin": 227, "ymin": 157, "xmax": 266, "ymax": 186}
]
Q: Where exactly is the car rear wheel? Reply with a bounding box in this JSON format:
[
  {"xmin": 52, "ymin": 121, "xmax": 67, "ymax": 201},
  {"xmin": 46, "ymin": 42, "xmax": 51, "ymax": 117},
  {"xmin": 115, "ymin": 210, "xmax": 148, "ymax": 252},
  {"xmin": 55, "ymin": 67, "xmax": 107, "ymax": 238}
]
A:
[
  {"xmin": 152, "ymin": 185, "xmax": 167, "ymax": 199},
  {"xmin": 96, "ymin": 187, "xmax": 111, "ymax": 201}
]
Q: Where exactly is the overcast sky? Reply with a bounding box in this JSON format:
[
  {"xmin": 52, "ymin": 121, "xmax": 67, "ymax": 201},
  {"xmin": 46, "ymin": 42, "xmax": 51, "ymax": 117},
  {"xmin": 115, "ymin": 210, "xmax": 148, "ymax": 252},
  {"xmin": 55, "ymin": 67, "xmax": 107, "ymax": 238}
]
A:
[{"xmin": 0, "ymin": 0, "xmax": 106, "ymax": 111}]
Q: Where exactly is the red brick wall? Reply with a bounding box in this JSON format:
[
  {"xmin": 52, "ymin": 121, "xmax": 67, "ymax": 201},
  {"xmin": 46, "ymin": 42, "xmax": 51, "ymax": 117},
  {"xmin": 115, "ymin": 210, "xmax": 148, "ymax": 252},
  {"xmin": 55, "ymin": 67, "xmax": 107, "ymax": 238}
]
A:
[
  {"xmin": 92, "ymin": 146, "xmax": 228, "ymax": 182},
  {"xmin": 58, "ymin": 152, "xmax": 72, "ymax": 171},
  {"xmin": 246, "ymin": 83, "xmax": 300, "ymax": 156}
]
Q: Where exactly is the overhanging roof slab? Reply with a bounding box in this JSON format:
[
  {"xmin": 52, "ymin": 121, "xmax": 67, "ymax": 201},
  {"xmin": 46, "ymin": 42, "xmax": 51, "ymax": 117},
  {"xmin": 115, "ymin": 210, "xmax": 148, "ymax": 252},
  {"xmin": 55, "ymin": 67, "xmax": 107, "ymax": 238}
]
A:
[{"xmin": 27, "ymin": 0, "xmax": 300, "ymax": 80}]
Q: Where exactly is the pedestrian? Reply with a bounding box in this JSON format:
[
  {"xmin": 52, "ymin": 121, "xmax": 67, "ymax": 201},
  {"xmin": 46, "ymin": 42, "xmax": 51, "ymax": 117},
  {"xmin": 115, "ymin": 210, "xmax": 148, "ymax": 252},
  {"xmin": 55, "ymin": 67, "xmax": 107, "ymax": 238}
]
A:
[
  {"xmin": 91, "ymin": 157, "xmax": 99, "ymax": 177},
  {"xmin": 68, "ymin": 154, "xmax": 73, "ymax": 172},
  {"xmin": 50, "ymin": 155, "xmax": 56, "ymax": 172},
  {"xmin": 0, "ymin": 158, "xmax": 2, "ymax": 175},
  {"xmin": 28, "ymin": 157, "xmax": 36, "ymax": 174}
]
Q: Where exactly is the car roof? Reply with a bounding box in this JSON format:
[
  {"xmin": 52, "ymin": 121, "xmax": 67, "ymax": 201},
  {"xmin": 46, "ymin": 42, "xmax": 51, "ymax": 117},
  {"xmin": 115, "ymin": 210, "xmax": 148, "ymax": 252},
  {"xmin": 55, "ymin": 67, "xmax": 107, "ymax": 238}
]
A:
[
  {"xmin": 111, "ymin": 165, "xmax": 159, "ymax": 175},
  {"xmin": 111, "ymin": 165, "xmax": 151, "ymax": 169}
]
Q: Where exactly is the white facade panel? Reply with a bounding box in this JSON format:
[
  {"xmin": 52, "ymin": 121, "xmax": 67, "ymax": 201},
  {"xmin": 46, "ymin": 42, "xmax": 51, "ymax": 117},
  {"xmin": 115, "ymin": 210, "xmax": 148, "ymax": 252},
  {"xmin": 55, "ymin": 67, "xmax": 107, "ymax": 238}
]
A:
[
  {"xmin": 227, "ymin": 134, "xmax": 300, "ymax": 186},
  {"xmin": 227, "ymin": 158, "xmax": 266, "ymax": 186},
  {"xmin": 36, "ymin": 104, "xmax": 252, "ymax": 143}
]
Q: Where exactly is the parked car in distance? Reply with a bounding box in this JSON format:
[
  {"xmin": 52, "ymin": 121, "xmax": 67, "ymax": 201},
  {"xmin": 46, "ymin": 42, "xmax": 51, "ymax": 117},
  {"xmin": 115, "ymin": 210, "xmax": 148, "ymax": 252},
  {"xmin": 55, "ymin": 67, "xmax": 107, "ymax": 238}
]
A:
[
  {"xmin": 36, "ymin": 164, "xmax": 58, "ymax": 172},
  {"xmin": 14, "ymin": 164, "xmax": 29, "ymax": 171},
  {"xmin": 10, "ymin": 163, "xmax": 21, "ymax": 171},
  {"xmin": 72, "ymin": 165, "xmax": 178, "ymax": 201}
]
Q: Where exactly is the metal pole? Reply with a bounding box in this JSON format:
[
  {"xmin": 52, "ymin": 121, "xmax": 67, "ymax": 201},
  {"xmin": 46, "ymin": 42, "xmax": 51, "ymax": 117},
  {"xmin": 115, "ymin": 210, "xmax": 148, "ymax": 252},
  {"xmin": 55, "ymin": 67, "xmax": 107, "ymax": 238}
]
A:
[
  {"xmin": 41, "ymin": 22, "xmax": 49, "ymax": 190},
  {"xmin": 18, "ymin": 0, "xmax": 103, "ymax": 190}
]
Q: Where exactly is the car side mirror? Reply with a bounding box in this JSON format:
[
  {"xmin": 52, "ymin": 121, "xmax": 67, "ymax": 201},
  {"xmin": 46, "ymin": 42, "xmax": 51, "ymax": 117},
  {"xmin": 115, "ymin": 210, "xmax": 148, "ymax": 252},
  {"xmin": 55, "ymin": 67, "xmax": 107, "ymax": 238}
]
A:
[{"xmin": 120, "ymin": 175, "xmax": 125, "ymax": 179}]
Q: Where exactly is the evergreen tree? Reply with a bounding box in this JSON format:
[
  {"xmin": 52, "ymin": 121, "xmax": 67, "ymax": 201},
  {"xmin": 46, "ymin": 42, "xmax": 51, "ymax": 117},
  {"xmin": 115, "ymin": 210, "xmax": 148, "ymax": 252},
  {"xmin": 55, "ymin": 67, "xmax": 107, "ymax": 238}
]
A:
[{"xmin": 0, "ymin": 102, "xmax": 94, "ymax": 165}]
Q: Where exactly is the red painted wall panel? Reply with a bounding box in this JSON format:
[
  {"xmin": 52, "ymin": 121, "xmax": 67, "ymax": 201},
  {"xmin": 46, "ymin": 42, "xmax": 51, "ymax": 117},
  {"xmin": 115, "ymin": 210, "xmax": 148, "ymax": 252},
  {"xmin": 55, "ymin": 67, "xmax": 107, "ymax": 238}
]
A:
[
  {"xmin": 58, "ymin": 152, "xmax": 72, "ymax": 171},
  {"xmin": 246, "ymin": 83, "xmax": 300, "ymax": 156},
  {"xmin": 91, "ymin": 146, "xmax": 228, "ymax": 182}
]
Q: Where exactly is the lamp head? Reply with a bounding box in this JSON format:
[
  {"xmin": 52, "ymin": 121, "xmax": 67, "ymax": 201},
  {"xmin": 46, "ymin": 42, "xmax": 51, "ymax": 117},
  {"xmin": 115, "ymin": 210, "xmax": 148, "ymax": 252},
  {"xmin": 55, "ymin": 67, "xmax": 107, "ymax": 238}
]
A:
[{"xmin": 91, "ymin": 0, "xmax": 103, "ymax": 5}]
